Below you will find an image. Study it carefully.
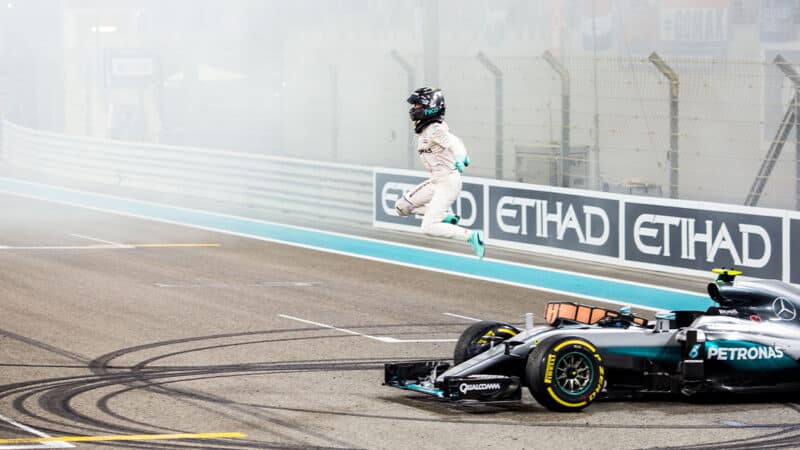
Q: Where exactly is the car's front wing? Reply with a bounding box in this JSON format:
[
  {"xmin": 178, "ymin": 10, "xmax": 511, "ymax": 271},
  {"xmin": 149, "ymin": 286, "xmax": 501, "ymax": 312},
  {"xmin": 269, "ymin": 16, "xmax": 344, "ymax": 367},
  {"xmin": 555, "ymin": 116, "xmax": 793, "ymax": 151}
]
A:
[{"xmin": 384, "ymin": 360, "xmax": 521, "ymax": 402}]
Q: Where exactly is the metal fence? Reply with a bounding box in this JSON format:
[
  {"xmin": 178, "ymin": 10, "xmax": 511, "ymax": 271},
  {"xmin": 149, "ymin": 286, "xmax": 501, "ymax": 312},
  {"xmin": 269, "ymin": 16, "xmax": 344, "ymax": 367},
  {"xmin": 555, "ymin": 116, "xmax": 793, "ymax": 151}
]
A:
[
  {"xmin": 6, "ymin": 51, "xmax": 800, "ymax": 213},
  {"xmin": 435, "ymin": 52, "xmax": 800, "ymax": 210},
  {"xmin": 311, "ymin": 50, "xmax": 800, "ymax": 211}
]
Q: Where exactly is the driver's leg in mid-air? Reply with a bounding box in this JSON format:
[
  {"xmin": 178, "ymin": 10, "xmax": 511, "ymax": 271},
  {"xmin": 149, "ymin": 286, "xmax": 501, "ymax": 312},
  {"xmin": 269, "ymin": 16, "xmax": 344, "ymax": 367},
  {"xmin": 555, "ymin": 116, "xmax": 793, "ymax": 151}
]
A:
[
  {"xmin": 395, "ymin": 175, "xmax": 485, "ymax": 258},
  {"xmin": 395, "ymin": 179, "xmax": 433, "ymax": 217}
]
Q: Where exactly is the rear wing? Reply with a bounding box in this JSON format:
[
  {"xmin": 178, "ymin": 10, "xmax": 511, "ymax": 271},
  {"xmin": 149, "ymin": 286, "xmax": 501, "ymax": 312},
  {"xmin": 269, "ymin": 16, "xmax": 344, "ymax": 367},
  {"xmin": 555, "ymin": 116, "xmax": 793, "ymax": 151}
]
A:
[{"xmin": 544, "ymin": 302, "xmax": 648, "ymax": 327}]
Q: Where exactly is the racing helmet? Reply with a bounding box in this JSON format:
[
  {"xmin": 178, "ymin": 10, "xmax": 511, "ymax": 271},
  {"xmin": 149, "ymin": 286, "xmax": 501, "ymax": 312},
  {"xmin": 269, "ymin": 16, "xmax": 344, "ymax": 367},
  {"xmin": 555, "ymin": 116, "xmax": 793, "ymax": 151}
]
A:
[{"xmin": 407, "ymin": 87, "xmax": 445, "ymax": 123}]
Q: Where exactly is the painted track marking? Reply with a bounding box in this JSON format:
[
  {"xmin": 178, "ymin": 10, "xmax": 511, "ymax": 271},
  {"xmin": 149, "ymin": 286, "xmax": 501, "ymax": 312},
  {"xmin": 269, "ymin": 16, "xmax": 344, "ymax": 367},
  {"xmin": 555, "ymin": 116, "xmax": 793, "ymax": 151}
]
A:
[
  {"xmin": 0, "ymin": 413, "xmax": 73, "ymax": 449},
  {"xmin": 0, "ymin": 232, "xmax": 219, "ymax": 251},
  {"xmin": 70, "ymin": 233, "xmax": 126, "ymax": 246},
  {"xmin": 155, "ymin": 281, "xmax": 318, "ymax": 288},
  {"xmin": 132, "ymin": 243, "xmax": 220, "ymax": 248},
  {"xmin": 279, "ymin": 314, "xmax": 457, "ymax": 343},
  {"xmin": 0, "ymin": 432, "xmax": 246, "ymax": 445},
  {"xmin": 443, "ymin": 312, "xmax": 482, "ymax": 322}
]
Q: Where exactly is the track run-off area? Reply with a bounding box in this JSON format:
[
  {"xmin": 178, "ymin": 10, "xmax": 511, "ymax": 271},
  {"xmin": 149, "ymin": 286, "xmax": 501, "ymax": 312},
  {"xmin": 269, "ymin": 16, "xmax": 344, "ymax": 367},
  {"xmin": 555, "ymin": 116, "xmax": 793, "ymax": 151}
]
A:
[{"xmin": 1, "ymin": 179, "xmax": 800, "ymax": 449}]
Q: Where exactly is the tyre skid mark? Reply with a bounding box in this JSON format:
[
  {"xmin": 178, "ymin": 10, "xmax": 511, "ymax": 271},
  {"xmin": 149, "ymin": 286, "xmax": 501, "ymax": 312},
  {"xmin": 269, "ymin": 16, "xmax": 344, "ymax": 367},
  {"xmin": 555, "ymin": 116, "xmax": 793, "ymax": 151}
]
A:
[{"xmin": 1, "ymin": 328, "xmax": 798, "ymax": 449}]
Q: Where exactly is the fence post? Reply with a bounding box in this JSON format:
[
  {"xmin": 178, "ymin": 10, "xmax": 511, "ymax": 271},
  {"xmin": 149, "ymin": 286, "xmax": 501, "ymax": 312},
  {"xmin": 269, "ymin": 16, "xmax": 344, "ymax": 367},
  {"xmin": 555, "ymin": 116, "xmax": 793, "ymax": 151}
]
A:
[
  {"xmin": 542, "ymin": 51, "xmax": 571, "ymax": 187},
  {"xmin": 477, "ymin": 52, "xmax": 504, "ymax": 180},
  {"xmin": 649, "ymin": 52, "xmax": 679, "ymax": 199},
  {"xmin": 747, "ymin": 55, "xmax": 800, "ymax": 207},
  {"xmin": 422, "ymin": 0, "xmax": 439, "ymax": 87},
  {"xmin": 774, "ymin": 56, "xmax": 800, "ymax": 210},
  {"xmin": 0, "ymin": 119, "xmax": 4, "ymax": 161},
  {"xmin": 329, "ymin": 64, "xmax": 338, "ymax": 161},
  {"xmin": 391, "ymin": 50, "xmax": 416, "ymax": 169}
]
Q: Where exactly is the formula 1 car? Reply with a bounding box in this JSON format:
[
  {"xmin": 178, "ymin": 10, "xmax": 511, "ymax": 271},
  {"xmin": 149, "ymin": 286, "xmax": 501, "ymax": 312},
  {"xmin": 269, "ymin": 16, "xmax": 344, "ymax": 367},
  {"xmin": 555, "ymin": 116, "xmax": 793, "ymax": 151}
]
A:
[{"xmin": 384, "ymin": 269, "xmax": 800, "ymax": 412}]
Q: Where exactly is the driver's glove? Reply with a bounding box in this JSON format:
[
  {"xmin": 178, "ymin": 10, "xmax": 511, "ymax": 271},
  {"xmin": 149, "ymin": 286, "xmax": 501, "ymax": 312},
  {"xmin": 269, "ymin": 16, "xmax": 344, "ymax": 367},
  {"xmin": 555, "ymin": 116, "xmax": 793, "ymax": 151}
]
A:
[{"xmin": 455, "ymin": 154, "xmax": 470, "ymax": 173}]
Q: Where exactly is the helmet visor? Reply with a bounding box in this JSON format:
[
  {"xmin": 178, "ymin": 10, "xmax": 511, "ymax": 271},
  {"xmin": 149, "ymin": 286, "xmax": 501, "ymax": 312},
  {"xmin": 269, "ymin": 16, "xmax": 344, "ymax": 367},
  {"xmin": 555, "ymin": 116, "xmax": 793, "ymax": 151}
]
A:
[{"xmin": 406, "ymin": 92, "xmax": 430, "ymax": 106}]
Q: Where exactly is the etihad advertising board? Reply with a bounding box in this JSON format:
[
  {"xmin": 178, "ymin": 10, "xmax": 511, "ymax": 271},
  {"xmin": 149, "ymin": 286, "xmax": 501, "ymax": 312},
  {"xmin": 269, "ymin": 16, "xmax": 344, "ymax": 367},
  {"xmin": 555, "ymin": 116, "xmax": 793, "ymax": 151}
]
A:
[
  {"xmin": 488, "ymin": 185, "xmax": 619, "ymax": 258},
  {"xmin": 625, "ymin": 202, "xmax": 783, "ymax": 280},
  {"xmin": 374, "ymin": 169, "xmax": 791, "ymax": 281}
]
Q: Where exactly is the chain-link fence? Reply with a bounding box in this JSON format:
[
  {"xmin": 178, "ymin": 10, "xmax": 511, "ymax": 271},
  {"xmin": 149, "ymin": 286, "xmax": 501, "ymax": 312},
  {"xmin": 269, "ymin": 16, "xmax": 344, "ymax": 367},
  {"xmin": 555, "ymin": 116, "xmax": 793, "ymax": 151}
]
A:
[{"xmin": 305, "ymin": 50, "xmax": 800, "ymax": 210}]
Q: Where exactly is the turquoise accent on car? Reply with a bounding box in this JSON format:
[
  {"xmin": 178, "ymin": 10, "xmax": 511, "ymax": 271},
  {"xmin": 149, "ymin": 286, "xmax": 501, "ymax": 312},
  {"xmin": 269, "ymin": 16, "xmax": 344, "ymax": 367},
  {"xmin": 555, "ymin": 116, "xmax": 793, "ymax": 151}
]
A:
[
  {"xmin": 404, "ymin": 383, "xmax": 444, "ymax": 398},
  {"xmin": 602, "ymin": 346, "xmax": 683, "ymax": 362},
  {"xmin": 0, "ymin": 176, "xmax": 713, "ymax": 312}
]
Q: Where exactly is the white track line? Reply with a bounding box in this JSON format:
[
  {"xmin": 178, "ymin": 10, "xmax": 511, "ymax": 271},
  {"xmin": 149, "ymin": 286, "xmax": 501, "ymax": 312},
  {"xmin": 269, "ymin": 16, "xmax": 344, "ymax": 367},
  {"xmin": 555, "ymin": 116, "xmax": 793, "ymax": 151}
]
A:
[
  {"xmin": 155, "ymin": 281, "xmax": 319, "ymax": 288},
  {"xmin": 442, "ymin": 312, "xmax": 482, "ymax": 322},
  {"xmin": 0, "ymin": 413, "xmax": 73, "ymax": 449},
  {"xmin": 0, "ymin": 245, "xmax": 129, "ymax": 250},
  {"xmin": 70, "ymin": 233, "xmax": 126, "ymax": 247},
  {"xmin": 278, "ymin": 314, "xmax": 456, "ymax": 343}
]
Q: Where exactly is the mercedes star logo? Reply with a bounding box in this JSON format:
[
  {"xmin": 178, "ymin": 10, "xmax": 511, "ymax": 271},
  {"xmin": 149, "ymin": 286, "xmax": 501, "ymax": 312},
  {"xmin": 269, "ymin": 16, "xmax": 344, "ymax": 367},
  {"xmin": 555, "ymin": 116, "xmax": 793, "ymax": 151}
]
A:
[{"xmin": 773, "ymin": 297, "xmax": 797, "ymax": 321}]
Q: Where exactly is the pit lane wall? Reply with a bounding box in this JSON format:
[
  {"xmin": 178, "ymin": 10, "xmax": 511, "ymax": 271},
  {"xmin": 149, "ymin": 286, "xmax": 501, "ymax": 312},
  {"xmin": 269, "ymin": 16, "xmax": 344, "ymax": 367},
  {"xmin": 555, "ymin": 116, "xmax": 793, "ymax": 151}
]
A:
[{"xmin": 374, "ymin": 168, "xmax": 799, "ymax": 284}]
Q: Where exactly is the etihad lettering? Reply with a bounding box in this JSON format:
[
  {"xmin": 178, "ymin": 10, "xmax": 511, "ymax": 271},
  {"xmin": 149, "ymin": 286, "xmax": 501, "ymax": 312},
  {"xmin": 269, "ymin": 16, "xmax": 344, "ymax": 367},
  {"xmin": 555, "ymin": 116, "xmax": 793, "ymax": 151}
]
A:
[
  {"xmin": 496, "ymin": 196, "xmax": 609, "ymax": 246},
  {"xmin": 633, "ymin": 214, "xmax": 771, "ymax": 268}
]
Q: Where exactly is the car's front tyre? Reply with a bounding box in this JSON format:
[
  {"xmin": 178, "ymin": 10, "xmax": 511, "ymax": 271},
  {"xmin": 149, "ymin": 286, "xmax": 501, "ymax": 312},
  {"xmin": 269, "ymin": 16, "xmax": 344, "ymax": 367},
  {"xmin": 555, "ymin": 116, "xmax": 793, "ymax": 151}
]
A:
[
  {"xmin": 453, "ymin": 320, "xmax": 520, "ymax": 365},
  {"xmin": 526, "ymin": 335, "xmax": 605, "ymax": 412}
]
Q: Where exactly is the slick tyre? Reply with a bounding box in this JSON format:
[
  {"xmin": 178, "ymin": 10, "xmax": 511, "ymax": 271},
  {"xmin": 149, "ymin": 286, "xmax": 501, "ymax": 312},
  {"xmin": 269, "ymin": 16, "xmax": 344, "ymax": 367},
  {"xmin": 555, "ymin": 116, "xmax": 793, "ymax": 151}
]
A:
[
  {"xmin": 453, "ymin": 320, "xmax": 520, "ymax": 365},
  {"xmin": 526, "ymin": 336, "xmax": 604, "ymax": 412}
]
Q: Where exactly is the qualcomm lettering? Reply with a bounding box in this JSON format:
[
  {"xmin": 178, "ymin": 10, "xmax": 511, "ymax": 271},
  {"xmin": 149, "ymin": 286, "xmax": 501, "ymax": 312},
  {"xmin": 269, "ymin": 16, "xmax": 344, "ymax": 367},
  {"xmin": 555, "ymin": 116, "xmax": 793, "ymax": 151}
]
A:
[
  {"xmin": 706, "ymin": 345, "xmax": 784, "ymax": 361},
  {"xmin": 496, "ymin": 196, "xmax": 609, "ymax": 246},
  {"xmin": 381, "ymin": 181, "xmax": 478, "ymax": 227},
  {"xmin": 633, "ymin": 215, "xmax": 771, "ymax": 268},
  {"xmin": 459, "ymin": 382, "xmax": 502, "ymax": 394}
]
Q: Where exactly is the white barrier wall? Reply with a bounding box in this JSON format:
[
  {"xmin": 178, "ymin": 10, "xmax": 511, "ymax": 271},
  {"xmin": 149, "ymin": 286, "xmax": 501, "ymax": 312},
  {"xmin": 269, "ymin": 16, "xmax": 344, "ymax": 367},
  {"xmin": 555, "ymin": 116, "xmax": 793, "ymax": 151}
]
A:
[{"xmin": 1, "ymin": 121, "xmax": 374, "ymax": 225}]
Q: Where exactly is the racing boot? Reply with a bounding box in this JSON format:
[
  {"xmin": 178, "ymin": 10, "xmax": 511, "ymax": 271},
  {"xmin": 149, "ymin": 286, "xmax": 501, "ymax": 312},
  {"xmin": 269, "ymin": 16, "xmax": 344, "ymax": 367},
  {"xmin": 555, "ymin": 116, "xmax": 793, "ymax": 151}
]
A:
[
  {"xmin": 442, "ymin": 214, "xmax": 461, "ymax": 225},
  {"xmin": 468, "ymin": 230, "xmax": 485, "ymax": 259}
]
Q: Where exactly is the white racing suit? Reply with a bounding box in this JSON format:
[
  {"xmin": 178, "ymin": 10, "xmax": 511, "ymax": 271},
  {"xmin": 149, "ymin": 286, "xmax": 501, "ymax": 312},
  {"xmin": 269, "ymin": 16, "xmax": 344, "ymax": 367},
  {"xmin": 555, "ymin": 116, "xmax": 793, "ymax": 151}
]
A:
[{"xmin": 395, "ymin": 121, "xmax": 471, "ymax": 241}]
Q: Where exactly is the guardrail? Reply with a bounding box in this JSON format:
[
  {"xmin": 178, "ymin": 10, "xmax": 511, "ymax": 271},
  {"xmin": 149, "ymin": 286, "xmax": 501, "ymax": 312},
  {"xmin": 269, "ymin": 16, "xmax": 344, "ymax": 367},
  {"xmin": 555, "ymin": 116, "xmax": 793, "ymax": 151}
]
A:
[{"xmin": 1, "ymin": 121, "xmax": 374, "ymax": 225}]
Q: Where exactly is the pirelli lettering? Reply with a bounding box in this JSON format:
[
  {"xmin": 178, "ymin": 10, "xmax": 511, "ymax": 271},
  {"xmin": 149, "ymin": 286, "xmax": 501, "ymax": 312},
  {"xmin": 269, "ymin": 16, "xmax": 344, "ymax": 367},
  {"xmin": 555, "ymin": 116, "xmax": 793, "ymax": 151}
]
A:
[{"xmin": 544, "ymin": 354, "xmax": 557, "ymax": 384}]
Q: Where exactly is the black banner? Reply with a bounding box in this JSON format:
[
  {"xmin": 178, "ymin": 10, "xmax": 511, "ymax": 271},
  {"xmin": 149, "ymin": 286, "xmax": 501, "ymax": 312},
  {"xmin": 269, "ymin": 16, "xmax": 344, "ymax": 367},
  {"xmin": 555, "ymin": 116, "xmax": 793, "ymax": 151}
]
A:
[
  {"xmin": 625, "ymin": 203, "xmax": 782, "ymax": 279},
  {"xmin": 488, "ymin": 186, "xmax": 619, "ymax": 257},
  {"xmin": 374, "ymin": 171, "xmax": 484, "ymax": 231}
]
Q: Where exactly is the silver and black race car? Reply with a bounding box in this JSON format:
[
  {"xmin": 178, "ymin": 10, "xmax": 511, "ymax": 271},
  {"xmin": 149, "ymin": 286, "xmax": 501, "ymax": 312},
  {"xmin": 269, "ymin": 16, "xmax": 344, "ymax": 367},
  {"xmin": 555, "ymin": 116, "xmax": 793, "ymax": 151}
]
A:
[{"xmin": 384, "ymin": 269, "xmax": 800, "ymax": 412}]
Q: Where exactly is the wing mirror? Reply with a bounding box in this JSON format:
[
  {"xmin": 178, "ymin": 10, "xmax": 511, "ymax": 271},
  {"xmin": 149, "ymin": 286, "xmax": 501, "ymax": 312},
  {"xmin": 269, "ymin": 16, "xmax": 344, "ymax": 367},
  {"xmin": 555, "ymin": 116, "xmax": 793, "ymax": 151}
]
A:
[{"xmin": 504, "ymin": 340, "xmax": 524, "ymax": 355}]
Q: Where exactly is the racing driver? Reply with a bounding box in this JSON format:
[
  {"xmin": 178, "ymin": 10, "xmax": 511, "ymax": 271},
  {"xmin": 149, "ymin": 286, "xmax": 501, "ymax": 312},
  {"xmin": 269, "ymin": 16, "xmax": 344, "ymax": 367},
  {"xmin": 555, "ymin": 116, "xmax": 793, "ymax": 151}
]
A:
[{"xmin": 394, "ymin": 87, "xmax": 485, "ymax": 258}]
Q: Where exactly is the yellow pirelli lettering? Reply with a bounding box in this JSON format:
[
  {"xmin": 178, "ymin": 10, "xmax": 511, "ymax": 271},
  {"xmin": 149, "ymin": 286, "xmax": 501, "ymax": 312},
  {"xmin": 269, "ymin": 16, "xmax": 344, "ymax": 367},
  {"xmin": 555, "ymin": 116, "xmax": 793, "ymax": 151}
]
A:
[
  {"xmin": 588, "ymin": 374, "xmax": 605, "ymax": 402},
  {"xmin": 553, "ymin": 339, "xmax": 596, "ymax": 353},
  {"xmin": 547, "ymin": 387, "xmax": 587, "ymax": 408},
  {"xmin": 544, "ymin": 354, "xmax": 557, "ymax": 384}
]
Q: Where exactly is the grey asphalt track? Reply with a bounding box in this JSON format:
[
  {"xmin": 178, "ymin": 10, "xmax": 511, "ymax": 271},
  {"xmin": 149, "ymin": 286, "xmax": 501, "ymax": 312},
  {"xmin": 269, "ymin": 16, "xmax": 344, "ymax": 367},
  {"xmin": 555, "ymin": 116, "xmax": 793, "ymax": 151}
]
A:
[{"xmin": 2, "ymin": 192, "xmax": 800, "ymax": 450}]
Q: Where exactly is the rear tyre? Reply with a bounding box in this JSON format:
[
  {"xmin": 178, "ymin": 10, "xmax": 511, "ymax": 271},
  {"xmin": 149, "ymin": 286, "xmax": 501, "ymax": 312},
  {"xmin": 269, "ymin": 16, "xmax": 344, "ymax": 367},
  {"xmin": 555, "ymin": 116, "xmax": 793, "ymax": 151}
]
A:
[
  {"xmin": 453, "ymin": 320, "xmax": 520, "ymax": 365},
  {"xmin": 526, "ymin": 335, "xmax": 604, "ymax": 412}
]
